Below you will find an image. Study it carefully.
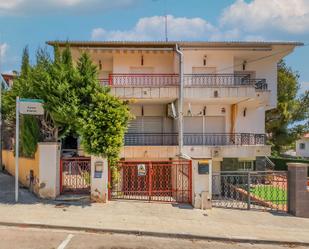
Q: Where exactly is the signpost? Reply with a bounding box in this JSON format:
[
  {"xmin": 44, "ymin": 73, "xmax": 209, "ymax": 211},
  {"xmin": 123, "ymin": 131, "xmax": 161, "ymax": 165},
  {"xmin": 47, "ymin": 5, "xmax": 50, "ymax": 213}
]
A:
[{"xmin": 15, "ymin": 97, "xmax": 44, "ymax": 202}]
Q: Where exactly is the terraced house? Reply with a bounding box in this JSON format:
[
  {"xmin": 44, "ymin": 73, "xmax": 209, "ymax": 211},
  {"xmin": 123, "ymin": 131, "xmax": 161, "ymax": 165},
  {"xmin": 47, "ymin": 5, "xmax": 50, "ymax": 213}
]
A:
[{"xmin": 47, "ymin": 40, "xmax": 302, "ymax": 209}]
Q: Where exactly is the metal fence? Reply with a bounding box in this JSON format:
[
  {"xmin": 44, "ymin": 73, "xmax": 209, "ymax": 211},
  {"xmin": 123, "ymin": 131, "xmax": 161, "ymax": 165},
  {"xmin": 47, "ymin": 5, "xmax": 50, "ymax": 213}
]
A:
[
  {"xmin": 212, "ymin": 171, "xmax": 288, "ymax": 212},
  {"xmin": 60, "ymin": 157, "xmax": 91, "ymax": 194},
  {"xmin": 111, "ymin": 160, "xmax": 192, "ymax": 203}
]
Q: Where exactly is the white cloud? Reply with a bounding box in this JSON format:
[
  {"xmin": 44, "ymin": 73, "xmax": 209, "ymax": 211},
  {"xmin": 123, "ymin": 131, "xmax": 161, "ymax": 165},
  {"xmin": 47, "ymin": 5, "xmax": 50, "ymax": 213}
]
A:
[
  {"xmin": 220, "ymin": 0, "xmax": 309, "ymax": 34},
  {"xmin": 0, "ymin": 0, "xmax": 137, "ymax": 15},
  {"xmin": 92, "ymin": 15, "xmax": 221, "ymax": 41},
  {"xmin": 0, "ymin": 43, "xmax": 8, "ymax": 61}
]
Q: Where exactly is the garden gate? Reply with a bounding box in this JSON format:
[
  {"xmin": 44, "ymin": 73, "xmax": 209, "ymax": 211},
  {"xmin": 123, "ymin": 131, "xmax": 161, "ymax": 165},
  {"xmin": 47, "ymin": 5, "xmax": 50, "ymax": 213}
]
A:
[
  {"xmin": 212, "ymin": 171, "xmax": 288, "ymax": 212},
  {"xmin": 60, "ymin": 157, "xmax": 91, "ymax": 194},
  {"xmin": 111, "ymin": 160, "xmax": 192, "ymax": 203}
]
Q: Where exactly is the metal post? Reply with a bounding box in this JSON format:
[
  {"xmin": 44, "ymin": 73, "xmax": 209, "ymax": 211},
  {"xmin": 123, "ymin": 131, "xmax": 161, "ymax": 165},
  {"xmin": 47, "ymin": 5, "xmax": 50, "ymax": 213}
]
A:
[
  {"xmin": 0, "ymin": 37, "xmax": 2, "ymax": 171},
  {"xmin": 247, "ymin": 171, "xmax": 251, "ymax": 210},
  {"xmin": 15, "ymin": 96, "xmax": 19, "ymax": 202},
  {"xmin": 175, "ymin": 44, "xmax": 184, "ymax": 156}
]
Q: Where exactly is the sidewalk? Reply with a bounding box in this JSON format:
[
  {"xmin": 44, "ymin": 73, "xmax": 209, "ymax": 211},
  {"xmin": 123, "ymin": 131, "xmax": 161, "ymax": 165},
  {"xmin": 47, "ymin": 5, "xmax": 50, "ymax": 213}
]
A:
[{"xmin": 1, "ymin": 173, "xmax": 309, "ymax": 245}]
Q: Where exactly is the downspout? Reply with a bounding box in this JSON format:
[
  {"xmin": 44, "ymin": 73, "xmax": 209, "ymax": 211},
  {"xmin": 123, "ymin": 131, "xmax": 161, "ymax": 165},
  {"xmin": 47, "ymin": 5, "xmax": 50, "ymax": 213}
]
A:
[{"xmin": 175, "ymin": 44, "xmax": 184, "ymax": 156}]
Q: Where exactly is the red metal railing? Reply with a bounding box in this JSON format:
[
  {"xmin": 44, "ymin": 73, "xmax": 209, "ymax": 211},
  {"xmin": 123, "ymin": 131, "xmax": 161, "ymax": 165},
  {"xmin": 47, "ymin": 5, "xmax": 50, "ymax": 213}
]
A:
[
  {"xmin": 111, "ymin": 160, "xmax": 192, "ymax": 204},
  {"xmin": 107, "ymin": 73, "xmax": 179, "ymax": 87},
  {"xmin": 60, "ymin": 157, "xmax": 91, "ymax": 194}
]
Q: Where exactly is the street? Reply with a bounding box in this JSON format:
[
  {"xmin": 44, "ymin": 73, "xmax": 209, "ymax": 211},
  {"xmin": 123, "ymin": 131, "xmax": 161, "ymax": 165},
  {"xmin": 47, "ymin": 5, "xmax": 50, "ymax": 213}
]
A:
[{"xmin": 0, "ymin": 225, "xmax": 307, "ymax": 249}]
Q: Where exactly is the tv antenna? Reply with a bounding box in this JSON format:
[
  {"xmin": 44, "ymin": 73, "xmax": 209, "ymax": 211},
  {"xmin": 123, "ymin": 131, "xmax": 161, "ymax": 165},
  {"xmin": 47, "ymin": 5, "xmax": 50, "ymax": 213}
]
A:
[{"xmin": 152, "ymin": 0, "xmax": 168, "ymax": 42}]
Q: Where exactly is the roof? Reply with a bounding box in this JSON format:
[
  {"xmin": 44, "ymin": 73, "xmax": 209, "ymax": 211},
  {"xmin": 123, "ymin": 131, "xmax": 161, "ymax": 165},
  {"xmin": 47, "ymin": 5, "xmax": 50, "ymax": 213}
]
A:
[{"xmin": 46, "ymin": 40, "xmax": 304, "ymax": 49}]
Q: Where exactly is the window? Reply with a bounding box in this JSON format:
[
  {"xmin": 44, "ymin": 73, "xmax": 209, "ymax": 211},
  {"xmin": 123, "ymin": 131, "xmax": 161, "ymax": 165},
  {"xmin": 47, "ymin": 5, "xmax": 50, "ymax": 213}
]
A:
[
  {"xmin": 238, "ymin": 161, "xmax": 254, "ymax": 171},
  {"xmin": 299, "ymin": 143, "xmax": 306, "ymax": 150}
]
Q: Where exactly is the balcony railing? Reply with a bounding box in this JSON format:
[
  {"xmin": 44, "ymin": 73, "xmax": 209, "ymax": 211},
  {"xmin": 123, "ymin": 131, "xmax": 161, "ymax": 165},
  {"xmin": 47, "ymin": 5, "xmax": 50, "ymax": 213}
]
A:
[
  {"xmin": 124, "ymin": 133, "xmax": 178, "ymax": 146},
  {"xmin": 99, "ymin": 73, "xmax": 268, "ymax": 90},
  {"xmin": 124, "ymin": 133, "xmax": 266, "ymax": 146},
  {"xmin": 183, "ymin": 133, "xmax": 266, "ymax": 146},
  {"xmin": 184, "ymin": 74, "xmax": 268, "ymax": 90},
  {"xmin": 107, "ymin": 74, "xmax": 179, "ymax": 87}
]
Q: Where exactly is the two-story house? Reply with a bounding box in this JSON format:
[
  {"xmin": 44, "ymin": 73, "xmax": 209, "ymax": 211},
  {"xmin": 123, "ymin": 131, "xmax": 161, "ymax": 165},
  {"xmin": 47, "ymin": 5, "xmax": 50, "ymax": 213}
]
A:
[{"xmin": 47, "ymin": 41, "xmax": 302, "ymax": 208}]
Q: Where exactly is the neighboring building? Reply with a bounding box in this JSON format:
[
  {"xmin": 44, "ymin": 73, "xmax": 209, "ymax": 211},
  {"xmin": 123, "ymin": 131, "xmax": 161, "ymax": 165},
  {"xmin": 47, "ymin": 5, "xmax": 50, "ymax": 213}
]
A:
[
  {"xmin": 47, "ymin": 40, "xmax": 302, "ymax": 208},
  {"xmin": 1, "ymin": 71, "xmax": 17, "ymax": 88},
  {"xmin": 296, "ymin": 133, "xmax": 309, "ymax": 159}
]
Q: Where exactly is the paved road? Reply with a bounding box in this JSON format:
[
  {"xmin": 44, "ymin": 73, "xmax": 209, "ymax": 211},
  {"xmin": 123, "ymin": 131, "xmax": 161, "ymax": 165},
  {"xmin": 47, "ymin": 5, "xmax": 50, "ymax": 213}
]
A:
[{"xmin": 0, "ymin": 226, "xmax": 307, "ymax": 249}]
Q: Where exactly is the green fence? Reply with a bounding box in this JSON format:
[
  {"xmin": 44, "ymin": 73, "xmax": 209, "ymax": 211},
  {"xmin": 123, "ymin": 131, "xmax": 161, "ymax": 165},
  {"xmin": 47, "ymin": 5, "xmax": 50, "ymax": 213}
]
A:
[{"xmin": 270, "ymin": 157, "xmax": 309, "ymax": 176}]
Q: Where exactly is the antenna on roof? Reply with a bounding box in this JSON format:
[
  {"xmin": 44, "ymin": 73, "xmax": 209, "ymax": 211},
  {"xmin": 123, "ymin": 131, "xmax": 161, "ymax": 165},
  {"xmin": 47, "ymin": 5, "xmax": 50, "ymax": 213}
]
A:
[
  {"xmin": 152, "ymin": 0, "xmax": 168, "ymax": 42},
  {"xmin": 165, "ymin": 14, "xmax": 168, "ymax": 42}
]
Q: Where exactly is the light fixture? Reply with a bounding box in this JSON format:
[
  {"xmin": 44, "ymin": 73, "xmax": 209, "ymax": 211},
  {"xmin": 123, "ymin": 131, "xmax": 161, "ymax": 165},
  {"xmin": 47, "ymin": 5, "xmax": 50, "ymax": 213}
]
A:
[
  {"xmin": 203, "ymin": 55, "xmax": 207, "ymax": 66},
  {"xmin": 214, "ymin": 90, "xmax": 218, "ymax": 98},
  {"xmin": 98, "ymin": 60, "xmax": 102, "ymax": 70},
  {"xmin": 243, "ymin": 107, "xmax": 247, "ymax": 117},
  {"xmin": 203, "ymin": 106, "xmax": 207, "ymax": 116},
  {"xmin": 141, "ymin": 55, "xmax": 144, "ymax": 66},
  {"xmin": 242, "ymin": 60, "xmax": 247, "ymax": 71},
  {"xmin": 221, "ymin": 107, "xmax": 226, "ymax": 114}
]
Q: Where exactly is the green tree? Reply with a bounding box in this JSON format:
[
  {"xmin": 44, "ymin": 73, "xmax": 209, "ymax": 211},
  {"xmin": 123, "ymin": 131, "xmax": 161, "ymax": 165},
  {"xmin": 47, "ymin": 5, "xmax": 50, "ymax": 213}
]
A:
[
  {"xmin": 266, "ymin": 60, "xmax": 309, "ymax": 155},
  {"xmin": 2, "ymin": 45, "xmax": 130, "ymax": 164}
]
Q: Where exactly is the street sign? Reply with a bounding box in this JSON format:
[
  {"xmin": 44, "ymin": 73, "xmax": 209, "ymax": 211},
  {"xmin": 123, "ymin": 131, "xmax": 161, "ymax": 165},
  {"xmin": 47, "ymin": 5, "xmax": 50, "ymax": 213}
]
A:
[
  {"xmin": 15, "ymin": 97, "xmax": 44, "ymax": 202},
  {"xmin": 19, "ymin": 98, "xmax": 44, "ymax": 115}
]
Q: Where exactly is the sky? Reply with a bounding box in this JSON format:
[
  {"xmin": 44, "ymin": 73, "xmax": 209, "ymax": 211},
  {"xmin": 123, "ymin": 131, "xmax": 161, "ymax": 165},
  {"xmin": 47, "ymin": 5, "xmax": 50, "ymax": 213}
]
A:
[{"xmin": 0, "ymin": 0, "xmax": 308, "ymax": 93}]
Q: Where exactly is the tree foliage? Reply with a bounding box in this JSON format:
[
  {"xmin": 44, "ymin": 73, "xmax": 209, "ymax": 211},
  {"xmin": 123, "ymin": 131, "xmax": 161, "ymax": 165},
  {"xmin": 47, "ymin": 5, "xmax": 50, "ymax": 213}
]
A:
[
  {"xmin": 266, "ymin": 60, "xmax": 309, "ymax": 154},
  {"xmin": 2, "ymin": 46, "xmax": 130, "ymax": 164}
]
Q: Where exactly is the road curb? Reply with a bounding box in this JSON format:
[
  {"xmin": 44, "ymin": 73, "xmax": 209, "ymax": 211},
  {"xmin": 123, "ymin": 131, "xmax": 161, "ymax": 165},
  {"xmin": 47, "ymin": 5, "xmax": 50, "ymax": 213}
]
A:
[{"xmin": 1, "ymin": 221, "xmax": 309, "ymax": 246}]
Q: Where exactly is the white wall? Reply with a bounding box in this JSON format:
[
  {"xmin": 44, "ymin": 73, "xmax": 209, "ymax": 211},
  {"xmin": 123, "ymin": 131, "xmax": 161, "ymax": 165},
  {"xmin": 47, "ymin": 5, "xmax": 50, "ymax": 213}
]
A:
[
  {"xmin": 38, "ymin": 142, "xmax": 61, "ymax": 199},
  {"xmin": 183, "ymin": 50, "xmax": 234, "ymax": 74},
  {"xmin": 296, "ymin": 139, "xmax": 309, "ymax": 158},
  {"xmin": 235, "ymin": 103, "xmax": 265, "ymax": 134},
  {"xmin": 113, "ymin": 52, "xmax": 175, "ymax": 74}
]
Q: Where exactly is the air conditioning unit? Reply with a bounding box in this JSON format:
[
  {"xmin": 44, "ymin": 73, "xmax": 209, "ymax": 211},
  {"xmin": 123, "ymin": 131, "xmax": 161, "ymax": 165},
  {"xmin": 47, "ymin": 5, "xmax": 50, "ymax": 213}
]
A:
[
  {"xmin": 167, "ymin": 102, "xmax": 177, "ymax": 118},
  {"xmin": 211, "ymin": 147, "xmax": 222, "ymax": 158}
]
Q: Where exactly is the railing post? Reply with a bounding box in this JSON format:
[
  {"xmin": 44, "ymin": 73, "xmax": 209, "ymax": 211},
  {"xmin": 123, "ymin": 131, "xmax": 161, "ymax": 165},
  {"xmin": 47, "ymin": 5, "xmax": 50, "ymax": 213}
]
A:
[
  {"xmin": 247, "ymin": 171, "xmax": 251, "ymax": 210},
  {"xmin": 108, "ymin": 74, "xmax": 112, "ymax": 86}
]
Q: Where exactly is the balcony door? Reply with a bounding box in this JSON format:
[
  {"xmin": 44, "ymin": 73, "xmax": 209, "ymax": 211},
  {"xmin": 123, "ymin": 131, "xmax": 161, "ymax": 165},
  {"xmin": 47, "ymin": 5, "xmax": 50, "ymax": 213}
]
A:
[
  {"xmin": 204, "ymin": 116, "xmax": 225, "ymax": 133},
  {"xmin": 128, "ymin": 117, "xmax": 163, "ymax": 133}
]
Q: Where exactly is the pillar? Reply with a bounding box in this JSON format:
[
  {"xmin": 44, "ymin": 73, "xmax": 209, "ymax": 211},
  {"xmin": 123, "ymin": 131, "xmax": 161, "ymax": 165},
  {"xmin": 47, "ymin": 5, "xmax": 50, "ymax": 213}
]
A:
[
  {"xmin": 288, "ymin": 163, "xmax": 309, "ymax": 218},
  {"xmin": 38, "ymin": 142, "xmax": 61, "ymax": 199},
  {"xmin": 90, "ymin": 156, "xmax": 108, "ymax": 202}
]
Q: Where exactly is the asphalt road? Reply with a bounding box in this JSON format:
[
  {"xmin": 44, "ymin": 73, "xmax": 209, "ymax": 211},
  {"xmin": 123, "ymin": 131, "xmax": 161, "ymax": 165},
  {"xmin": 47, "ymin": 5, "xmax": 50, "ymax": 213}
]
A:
[{"xmin": 0, "ymin": 226, "xmax": 307, "ymax": 249}]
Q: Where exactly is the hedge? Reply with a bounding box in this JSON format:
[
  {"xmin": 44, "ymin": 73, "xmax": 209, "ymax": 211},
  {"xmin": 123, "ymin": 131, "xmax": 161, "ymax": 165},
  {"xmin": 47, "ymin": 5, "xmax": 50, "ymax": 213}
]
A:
[{"xmin": 270, "ymin": 157, "xmax": 309, "ymax": 176}]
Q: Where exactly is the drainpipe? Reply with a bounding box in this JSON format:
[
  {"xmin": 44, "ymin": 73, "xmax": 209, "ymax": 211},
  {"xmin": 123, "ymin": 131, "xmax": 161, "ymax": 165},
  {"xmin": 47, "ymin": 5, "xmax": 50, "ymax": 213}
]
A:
[{"xmin": 175, "ymin": 44, "xmax": 184, "ymax": 156}]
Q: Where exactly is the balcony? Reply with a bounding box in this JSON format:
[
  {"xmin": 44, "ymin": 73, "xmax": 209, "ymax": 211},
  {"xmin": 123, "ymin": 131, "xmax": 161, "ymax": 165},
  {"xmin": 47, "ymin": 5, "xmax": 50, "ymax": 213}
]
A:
[
  {"xmin": 184, "ymin": 74, "xmax": 267, "ymax": 90},
  {"xmin": 124, "ymin": 133, "xmax": 266, "ymax": 146}
]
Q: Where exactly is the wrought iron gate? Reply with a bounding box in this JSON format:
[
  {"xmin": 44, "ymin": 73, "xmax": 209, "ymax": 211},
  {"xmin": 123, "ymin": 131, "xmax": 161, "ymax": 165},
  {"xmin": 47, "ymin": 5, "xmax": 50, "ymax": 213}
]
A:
[
  {"xmin": 111, "ymin": 160, "xmax": 192, "ymax": 203},
  {"xmin": 212, "ymin": 171, "xmax": 288, "ymax": 212},
  {"xmin": 60, "ymin": 157, "xmax": 91, "ymax": 194}
]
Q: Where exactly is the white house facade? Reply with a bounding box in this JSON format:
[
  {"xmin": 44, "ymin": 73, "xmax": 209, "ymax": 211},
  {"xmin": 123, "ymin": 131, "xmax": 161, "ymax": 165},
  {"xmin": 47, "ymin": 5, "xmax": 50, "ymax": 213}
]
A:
[
  {"xmin": 296, "ymin": 134, "xmax": 309, "ymax": 159},
  {"xmin": 48, "ymin": 41, "xmax": 302, "ymax": 208}
]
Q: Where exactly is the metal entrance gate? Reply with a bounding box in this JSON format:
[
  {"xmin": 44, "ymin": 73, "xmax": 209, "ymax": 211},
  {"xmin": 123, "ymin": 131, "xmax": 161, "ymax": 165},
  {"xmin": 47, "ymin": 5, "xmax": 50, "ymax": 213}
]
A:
[
  {"xmin": 111, "ymin": 160, "xmax": 192, "ymax": 203},
  {"xmin": 212, "ymin": 171, "xmax": 288, "ymax": 212},
  {"xmin": 60, "ymin": 157, "xmax": 91, "ymax": 194}
]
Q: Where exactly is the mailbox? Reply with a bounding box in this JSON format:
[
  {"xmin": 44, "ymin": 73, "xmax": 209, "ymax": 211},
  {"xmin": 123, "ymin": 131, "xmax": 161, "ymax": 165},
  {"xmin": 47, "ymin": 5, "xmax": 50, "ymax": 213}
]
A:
[
  {"xmin": 198, "ymin": 160, "xmax": 210, "ymax": 175},
  {"xmin": 94, "ymin": 161, "xmax": 104, "ymax": 178}
]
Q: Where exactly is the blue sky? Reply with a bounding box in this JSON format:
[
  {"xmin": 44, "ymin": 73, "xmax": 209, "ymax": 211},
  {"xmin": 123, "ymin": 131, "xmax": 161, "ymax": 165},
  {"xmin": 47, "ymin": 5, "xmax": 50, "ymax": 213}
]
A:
[{"xmin": 0, "ymin": 0, "xmax": 308, "ymax": 93}]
